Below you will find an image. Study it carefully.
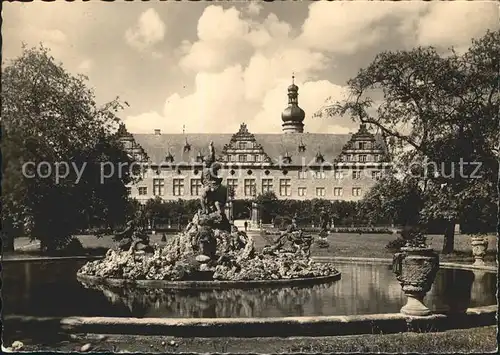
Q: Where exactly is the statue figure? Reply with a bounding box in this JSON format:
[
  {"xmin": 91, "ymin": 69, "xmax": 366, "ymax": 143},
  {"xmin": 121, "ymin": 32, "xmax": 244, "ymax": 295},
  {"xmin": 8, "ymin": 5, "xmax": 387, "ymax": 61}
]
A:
[
  {"xmin": 319, "ymin": 208, "xmax": 329, "ymax": 239},
  {"xmin": 200, "ymin": 141, "xmax": 227, "ymax": 216},
  {"xmin": 262, "ymin": 218, "xmax": 312, "ymax": 257},
  {"xmin": 113, "ymin": 211, "xmax": 151, "ymax": 253}
]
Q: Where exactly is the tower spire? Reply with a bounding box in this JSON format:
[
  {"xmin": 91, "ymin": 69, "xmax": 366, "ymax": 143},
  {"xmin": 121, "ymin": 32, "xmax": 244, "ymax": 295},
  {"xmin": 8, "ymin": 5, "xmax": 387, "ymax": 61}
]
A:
[{"xmin": 281, "ymin": 73, "xmax": 305, "ymax": 133}]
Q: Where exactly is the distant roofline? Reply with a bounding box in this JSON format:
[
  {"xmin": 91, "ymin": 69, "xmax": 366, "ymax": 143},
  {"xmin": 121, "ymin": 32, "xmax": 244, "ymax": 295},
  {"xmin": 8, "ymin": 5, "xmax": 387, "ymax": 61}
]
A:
[{"xmin": 129, "ymin": 132, "xmax": 354, "ymax": 135}]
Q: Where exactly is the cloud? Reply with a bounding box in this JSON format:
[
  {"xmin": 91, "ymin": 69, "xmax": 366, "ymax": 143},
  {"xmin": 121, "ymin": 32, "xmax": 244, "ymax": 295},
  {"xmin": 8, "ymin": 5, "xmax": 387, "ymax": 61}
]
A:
[
  {"xmin": 127, "ymin": 4, "xmax": 340, "ymax": 134},
  {"xmin": 300, "ymin": 2, "xmax": 427, "ymax": 55},
  {"xmin": 417, "ymin": 2, "xmax": 500, "ymax": 53},
  {"xmin": 245, "ymin": 1, "xmax": 263, "ymax": 17},
  {"xmin": 125, "ymin": 8, "xmax": 166, "ymax": 52},
  {"xmin": 121, "ymin": 2, "xmax": 499, "ymax": 135}
]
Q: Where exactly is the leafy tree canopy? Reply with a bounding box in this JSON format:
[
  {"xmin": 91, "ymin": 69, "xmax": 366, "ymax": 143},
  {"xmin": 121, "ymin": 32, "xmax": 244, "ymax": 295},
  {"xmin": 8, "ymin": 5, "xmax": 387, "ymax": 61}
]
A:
[
  {"xmin": 316, "ymin": 30, "xmax": 499, "ymax": 252},
  {"xmin": 1, "ymin": 45, "xmax": 135, "ymax": 252}
]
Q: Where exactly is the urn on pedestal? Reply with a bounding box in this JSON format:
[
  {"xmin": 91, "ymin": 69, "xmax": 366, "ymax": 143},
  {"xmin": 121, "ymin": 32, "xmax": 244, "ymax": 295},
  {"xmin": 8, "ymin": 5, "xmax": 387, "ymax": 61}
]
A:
[
  {"xmin": 392, "ymin": 231, "xmax": 439, "ymax": 316},
  {"xmin": 471, "ymin": 235, "xmax": 488, "ymax": 266}
]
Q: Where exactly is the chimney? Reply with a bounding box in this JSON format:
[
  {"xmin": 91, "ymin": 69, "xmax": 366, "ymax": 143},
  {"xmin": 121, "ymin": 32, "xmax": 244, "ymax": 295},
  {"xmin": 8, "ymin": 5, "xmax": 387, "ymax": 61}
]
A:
[{"xmin": 154, "ymin": 129, "xmax": 161, "ymax": 136}]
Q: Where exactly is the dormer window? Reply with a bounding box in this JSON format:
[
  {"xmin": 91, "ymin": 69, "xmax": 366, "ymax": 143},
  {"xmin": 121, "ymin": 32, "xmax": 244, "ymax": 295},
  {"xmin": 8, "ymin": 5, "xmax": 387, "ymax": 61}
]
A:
[
  {"xmin": 184, "ymin": 138, "xmax": 191, "ymax": 152},
  {"xmin": 315, "ymin": 152, "xmax": 325, "ymax": 163},
  {"xmin": 165, "ymin": 152, "xmax": 174, "ymax": 163},
  {"xmin": 282, "ymin": 152, "xmax": 292, "ymax": 164},
  {"xmin": 298, "ymin": 140, "xmax": 306, "ymax": 152},
  {"xmin": 196, "ymin": 152, "xmax": 204, "ymax": 163}
]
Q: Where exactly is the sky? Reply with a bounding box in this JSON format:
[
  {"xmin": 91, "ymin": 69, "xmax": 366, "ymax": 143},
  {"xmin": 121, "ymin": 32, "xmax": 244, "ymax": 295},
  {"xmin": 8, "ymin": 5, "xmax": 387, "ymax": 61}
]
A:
[{"xmin": 3, "ymin": 1, "xmax": 499, "ymax": 135}]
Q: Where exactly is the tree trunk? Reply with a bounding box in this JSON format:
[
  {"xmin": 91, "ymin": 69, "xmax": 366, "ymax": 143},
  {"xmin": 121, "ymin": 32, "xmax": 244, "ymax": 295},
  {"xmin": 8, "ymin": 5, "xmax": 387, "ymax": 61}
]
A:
[
  {"xmin": 497, "ymin": 157, "xmax": 500, "ymax": 238},
  {"xmin": 2, "ymin": 232, "xmax": 15, "ymax": 252},
  {"xmin": 442, "ymin": 220, "xmax": 455, "ymax": 254}
]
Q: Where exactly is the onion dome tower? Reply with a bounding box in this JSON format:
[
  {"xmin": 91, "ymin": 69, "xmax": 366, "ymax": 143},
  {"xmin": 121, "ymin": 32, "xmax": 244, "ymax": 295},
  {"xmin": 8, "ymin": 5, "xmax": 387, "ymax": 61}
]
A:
[{"xmin": 281, "ymin": 75, "xmax": 305, "ymax": 133}]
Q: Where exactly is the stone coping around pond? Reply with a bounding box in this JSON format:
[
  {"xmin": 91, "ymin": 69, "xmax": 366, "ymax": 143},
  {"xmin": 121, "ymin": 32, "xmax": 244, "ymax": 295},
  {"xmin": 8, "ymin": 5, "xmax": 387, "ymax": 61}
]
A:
[
  {"xmin": 312, "ymin": 256, "xmax": 498, "ymax": 272},
  {"xmin": 2, "ymin": 255, "xmax": 103, "ymax": 263},
  {"xmin": 76, "ymin": 271, "xmax": 342, "ymax": 290},
  {"xmin": 4, "ymin": 305, "xmax": 497, "ymax": 338}
]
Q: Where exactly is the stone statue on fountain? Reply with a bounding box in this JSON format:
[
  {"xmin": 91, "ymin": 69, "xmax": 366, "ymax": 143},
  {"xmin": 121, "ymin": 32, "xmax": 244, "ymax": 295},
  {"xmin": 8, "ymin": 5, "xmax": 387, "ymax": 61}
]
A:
[
  {"xmin": 189, "ymin": 141, "xmax": 231, "ymax": 261},
  {"xmin": 262, "ymin": 213, "xmax": 312, "ymax": 257},
  {"xmin": 113, "ymin": 211, "xmax": 152, "ymax": 253}
]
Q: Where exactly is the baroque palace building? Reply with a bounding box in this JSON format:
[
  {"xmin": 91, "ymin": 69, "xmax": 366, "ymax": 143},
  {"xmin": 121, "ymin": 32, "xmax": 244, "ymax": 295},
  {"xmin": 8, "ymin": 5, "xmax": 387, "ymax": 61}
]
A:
[{"xmin": 118, "ymin": 77, "xmax": 392, "ymax": 204}]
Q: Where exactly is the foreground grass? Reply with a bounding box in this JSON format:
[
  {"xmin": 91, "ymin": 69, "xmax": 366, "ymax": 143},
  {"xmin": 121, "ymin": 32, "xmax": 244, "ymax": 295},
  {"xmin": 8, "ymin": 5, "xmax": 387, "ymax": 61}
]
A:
[
  {"xmin": 8, "ymin": 232, "xmax": 497, "ymax": 265},
  {"xmin": 10, "ymin": 326, "xmax": 497, "ymax": 353}
]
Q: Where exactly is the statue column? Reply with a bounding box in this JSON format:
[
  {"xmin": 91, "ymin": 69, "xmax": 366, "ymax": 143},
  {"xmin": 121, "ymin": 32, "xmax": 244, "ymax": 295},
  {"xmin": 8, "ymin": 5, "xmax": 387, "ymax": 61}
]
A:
[{"xmin": 251, "ymin": 202, "xmax": 259, "ymax": 227}]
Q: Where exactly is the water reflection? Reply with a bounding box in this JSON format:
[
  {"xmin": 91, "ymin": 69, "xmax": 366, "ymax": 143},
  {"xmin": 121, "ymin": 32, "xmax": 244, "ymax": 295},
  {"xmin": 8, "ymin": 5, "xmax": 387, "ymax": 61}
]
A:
[{"xmin": 2, "ymin": 260, "xmax": 497, "ymax": 319}]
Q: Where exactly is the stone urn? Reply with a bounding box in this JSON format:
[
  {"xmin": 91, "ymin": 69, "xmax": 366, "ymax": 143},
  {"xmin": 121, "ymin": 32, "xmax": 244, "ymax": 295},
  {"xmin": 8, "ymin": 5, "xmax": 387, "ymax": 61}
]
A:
[
  {"xmin": 393, "ymin": 246, "xmax": 439, "ymax": 316},
  {"xmin": 471, "ymin": 236, "xmax": 488, "ymax": 266}
]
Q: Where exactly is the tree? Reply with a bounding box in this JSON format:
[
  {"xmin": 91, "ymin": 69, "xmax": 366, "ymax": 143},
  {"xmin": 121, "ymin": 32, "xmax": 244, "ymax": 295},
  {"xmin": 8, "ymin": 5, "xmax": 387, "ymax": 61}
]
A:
[
  {"xmin": 360, "ymin": 174, "xmax": 424, "ymax": 227},
  {"xmin": 254, "ymin": 191, "xmax": 278, "ymax": 223},
  {"xmin": 1, "ymin": 45, "xmax": 135, "ymax": 252},
  {"xmin": 316, "ymin": 30, "xmax": 499, "ymax": 253}
]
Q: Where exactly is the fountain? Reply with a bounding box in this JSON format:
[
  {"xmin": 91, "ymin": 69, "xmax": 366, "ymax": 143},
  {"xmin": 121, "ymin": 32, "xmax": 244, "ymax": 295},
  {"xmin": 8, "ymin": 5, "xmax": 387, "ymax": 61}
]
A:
[{"xmin": 77, "ymin": 142, "xmax": 339, "ymax": 286}]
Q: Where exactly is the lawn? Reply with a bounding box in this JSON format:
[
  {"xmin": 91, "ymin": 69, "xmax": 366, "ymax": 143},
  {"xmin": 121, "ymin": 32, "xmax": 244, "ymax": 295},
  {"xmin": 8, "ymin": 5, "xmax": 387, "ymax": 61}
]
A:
[
  {"xmin": 9, "ymin": 326, "xmax": 498, "ymax": 353},
  {"xmin": 9, "ymin": 231, "xmax": 497, "ymax": 265}
]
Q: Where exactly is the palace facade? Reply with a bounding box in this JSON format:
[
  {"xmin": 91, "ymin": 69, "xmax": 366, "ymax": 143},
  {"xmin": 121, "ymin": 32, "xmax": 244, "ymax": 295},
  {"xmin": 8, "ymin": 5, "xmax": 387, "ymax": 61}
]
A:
[{"xmin": 119, "ymin": 77, "xmax": 392, "ymax": 203}]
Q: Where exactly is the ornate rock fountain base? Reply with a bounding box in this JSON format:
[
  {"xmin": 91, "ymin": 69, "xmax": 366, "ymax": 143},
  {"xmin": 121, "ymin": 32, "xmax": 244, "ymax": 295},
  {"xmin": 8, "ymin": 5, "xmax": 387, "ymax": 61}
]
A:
[
  {"xmin": 78, "ymin": 210, "xmax": 337, "ymax": 283},
  {"xmin": 393, "ymin": 247, "xmax": 439, "ymax": 317},
  {"xmin": 79, "ymin": 141, "xmax": 338, "ymax": 284},
  {"xmin": 471, "ymin": 236, "xmax": 488, "ymax": 266}
]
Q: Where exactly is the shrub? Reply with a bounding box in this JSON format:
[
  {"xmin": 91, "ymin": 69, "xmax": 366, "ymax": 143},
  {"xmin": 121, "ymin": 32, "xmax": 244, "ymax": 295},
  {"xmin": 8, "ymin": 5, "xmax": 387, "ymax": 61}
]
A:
[
  {"xmin": 315, "ymin": 239, "xmax": 330, "ymax": 249},
  {"xmin": 386, "ymin": 237, "xmax": 406, "ymax": 251}
]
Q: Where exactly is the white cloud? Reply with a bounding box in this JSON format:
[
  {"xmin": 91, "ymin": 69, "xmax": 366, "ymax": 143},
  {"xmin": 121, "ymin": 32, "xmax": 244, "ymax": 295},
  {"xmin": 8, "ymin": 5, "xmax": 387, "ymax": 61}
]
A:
[
  {"xmin": 417, "ymin": 2, "xmax": 500, "ymax": 54},
  {"xmin": 245, "ymin": 1, "xmax": 263, "ymax": 17},
  {"xmin": 125, "ymin": 2, "xmax": 499, "ymax": 135},
  {"xmin": 300, "ymin": 2, "xmax": 426, "ymax": 55},
  {"xmin": 125, "ymin": 8, "xmax": 166, "ymax": 51}
]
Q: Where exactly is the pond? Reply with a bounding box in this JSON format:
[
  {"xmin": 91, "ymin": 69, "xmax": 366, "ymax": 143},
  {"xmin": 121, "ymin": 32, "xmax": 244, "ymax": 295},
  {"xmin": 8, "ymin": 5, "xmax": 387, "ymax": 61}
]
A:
[{"xmin": 2, "ymin": 259, "xmax": 496, "ymax": 319}]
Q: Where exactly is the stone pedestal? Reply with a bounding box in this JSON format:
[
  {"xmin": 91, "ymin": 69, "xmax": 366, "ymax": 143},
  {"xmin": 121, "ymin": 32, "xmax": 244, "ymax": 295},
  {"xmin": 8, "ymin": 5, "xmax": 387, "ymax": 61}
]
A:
[
  {"xmin": 471, "ymin": 236, "xmax": 488, "ymax": 266},
  {"xmin": 393, "ymin": 246, "xmax": 439, "ymax": 316},
  {"xmin": 225, "ymin": 201, "xmax": 233, "ymax": 222},
  {"xmin": 251, "ymin": 202, "xmax": 259, "ymax": 227}
]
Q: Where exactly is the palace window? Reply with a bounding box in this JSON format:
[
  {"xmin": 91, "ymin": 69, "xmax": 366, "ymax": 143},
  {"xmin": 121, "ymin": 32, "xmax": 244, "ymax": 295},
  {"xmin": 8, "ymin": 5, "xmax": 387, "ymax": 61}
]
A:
[
  {"xmin": 334, "ymin": 171, "xmax": 343, "ymax": 179},
  {"xmin": 239, "ymin": 142, "xmax": 247, "ymax": 150},
  {"xmin": 138, "ymin": 187, "xmax": 148, "ymax": 195},
  {"xmin": 352, "ymin": 187, "xmax": 362, "ymax": 197},
  {"xmin": 279, "ymin": 179, "xmax": 291, "ymax": 197},
  {"xmin": 359, "ymin": 155, "xmax": 367, "ymax": 162},
  {"xmin": 227, "ymin": 178, "xmax": 238, "ymax": 197},
  {"xmin": 314, "ymin": 170, "xmax": 326, "ymax": 179},
  {"xmin": 358, "ymin": 142, "xmax": 366, "ymax": 150},
  {"xmin": 190, "ymin": 178, "xmax": 202, "ymax": 196},
  {"xmin": 173, "ymin": 178, "xmax": 185, "ymax": 196},
  {"xmin": 352, "ymin": 170, "xmax": 361, "ymax": 179},
  {"xmin": 372, "ymin": 171, "xmax": 381, "ymax": 180},
  {"xmin": 316, "ymin": 187, "xmax": 326, "ymax": 197},
  {"xmin": 262, "ymin": 179, "xmax": 273, "ymax": 194},
  {"xmin": 239, "ymin": 154, "xmax": 247, "ymax": 162},
  {"xmin": 298, "ymin": 187, "xmax": 306, "ymax": 196},
  {"xmin": 298, "ymin": 170, "xmax": 308, "ymax": 179},
  {"xmin": 126, "ymin": 186, "xmax": 132, "ymax": 195},
  {"xmin": 333, "ymin": 187, "xmax": 343, "ymax": 197},
  {"xmin": 153, "ymin": 179, "xmax": 165, "ymax": 196},
  {"xmin": 255, "ymin": 154, "xmax": 260, "ymax": 162},
  {"xmin": 244, "ymin": 179, "xmax": 256, "ymax": 197},
  {"xmin": 374, "ymin": 154, "xmax": 379, "ymax": 162}
]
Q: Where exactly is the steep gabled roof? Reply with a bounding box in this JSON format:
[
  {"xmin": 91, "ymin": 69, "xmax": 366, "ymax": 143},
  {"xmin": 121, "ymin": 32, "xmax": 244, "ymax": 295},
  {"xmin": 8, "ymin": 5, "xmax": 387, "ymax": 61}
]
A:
[{"xmin": 129, "ymin": 125, "xmax": 387, "ymax": 166}]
